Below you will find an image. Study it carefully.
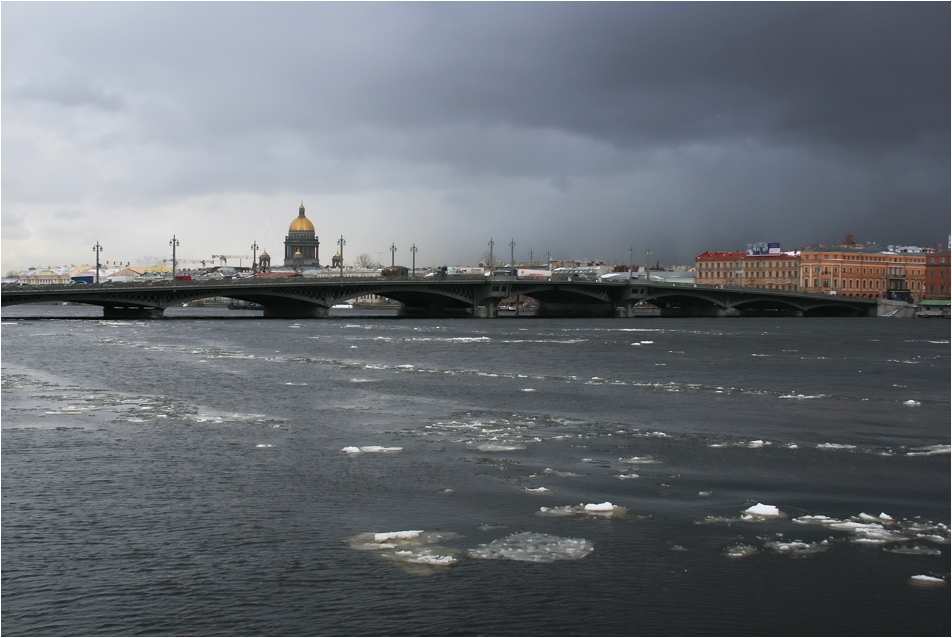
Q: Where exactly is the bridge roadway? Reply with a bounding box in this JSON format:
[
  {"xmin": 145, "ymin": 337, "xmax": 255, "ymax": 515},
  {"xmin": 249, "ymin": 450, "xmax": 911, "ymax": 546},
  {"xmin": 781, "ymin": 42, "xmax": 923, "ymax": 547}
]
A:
[{"xmin": 1, "ymin": 276, "xmax": 877, "ymax": 319}]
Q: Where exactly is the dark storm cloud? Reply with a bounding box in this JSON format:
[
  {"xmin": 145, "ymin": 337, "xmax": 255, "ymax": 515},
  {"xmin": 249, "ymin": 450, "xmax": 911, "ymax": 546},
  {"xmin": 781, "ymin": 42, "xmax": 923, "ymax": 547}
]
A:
[{"xmin": 1, "ymin": 2, "xmax": 948, "ymax": 271}]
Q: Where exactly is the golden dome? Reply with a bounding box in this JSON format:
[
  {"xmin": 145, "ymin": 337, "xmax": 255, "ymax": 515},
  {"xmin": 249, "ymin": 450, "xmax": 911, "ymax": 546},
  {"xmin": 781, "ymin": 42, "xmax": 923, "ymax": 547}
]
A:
[{"xmin": 289, "ymin": 202, "xmax": 315, "ymax": 233}]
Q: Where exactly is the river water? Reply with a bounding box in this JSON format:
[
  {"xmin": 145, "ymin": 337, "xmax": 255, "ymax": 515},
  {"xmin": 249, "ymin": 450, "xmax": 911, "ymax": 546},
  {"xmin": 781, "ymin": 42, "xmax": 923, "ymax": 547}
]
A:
[{"xmin": 2, "ymin": 306, "xmax": 949, "ymax": 636}]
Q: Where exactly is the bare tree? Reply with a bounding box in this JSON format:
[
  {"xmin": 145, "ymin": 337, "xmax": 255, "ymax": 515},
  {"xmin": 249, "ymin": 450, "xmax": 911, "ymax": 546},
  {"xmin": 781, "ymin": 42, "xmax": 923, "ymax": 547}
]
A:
[{"xmin": 354, "ymin": 253, "xmax": 381, "ymax": 269}]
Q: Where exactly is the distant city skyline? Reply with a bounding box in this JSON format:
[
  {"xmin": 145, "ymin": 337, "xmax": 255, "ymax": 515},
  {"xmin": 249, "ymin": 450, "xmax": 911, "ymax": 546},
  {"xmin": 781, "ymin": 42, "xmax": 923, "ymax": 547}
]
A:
[{"xmin": 2, "ymin": 3, "xmax": 949, "ymax": 274}]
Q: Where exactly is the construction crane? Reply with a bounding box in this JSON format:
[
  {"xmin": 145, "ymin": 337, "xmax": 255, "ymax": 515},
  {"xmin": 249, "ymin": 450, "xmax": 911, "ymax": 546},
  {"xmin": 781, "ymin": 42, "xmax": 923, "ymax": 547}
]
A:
[{"xmin": 212, "ymin": 255, "xmax": 252, "ymax": 267}]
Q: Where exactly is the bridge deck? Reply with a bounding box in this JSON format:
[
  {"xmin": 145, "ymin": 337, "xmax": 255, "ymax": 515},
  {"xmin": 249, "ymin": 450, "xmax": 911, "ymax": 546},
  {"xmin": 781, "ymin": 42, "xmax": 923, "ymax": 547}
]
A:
[{"xmin": 1, "ymin": 277, "xmax": 879, "ymax": 319}]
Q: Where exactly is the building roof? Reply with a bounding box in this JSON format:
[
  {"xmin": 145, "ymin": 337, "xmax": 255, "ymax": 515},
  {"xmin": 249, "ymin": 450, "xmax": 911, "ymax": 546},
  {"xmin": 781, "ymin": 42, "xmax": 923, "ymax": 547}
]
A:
[
  {"xmin": 289, "ymin": 202, "xmax": 315, "ymax": 233},
  {"xmin": 695, "ymin": 251, "xmax": 745, "ymax": 261}
]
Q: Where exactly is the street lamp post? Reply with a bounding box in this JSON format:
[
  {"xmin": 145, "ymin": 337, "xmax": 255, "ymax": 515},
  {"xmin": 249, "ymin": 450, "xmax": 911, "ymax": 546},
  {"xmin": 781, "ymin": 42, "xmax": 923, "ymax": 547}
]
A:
[
  {"xmin": 251, "ymin": 241, "xmax": 259, "ymax": 273},
  {"xmin": 509, "ymin": 239, "xmax": 516, "ymax": 271},
  {"xmin": 629, "ymin": 244, "xmax": 635, "ymax": 282},
  {"xmin": 529, "ymin": 249, "xmax": 534, "ymax": 268},
  {"xmin": 337, "ymin": 235, "xmax": 346, "ymax": 280},
  {"xmin": 410, "ymin": 243, "xmax": 418, "ymax": 277},
  {"xmin": 488, "ymin": 238, "xmax": 495, "ymax": 273},
  {"xmin": 169, "ymin": 235, "xmax": 180, "ymax": 280},
  {"xmin": 546, "ymin": 251, "xmax": 551, "ymax": 270},
  {"xmin": 92, "ymin": 242, "xmax": 103, "ymax": 284},
  {"xmin": 644, "ymin": 248, "xmax": 652, "ymax": 281},
  {"xmin": 390, "ymin": 243, "xmax": 397, "ymax": 267}
]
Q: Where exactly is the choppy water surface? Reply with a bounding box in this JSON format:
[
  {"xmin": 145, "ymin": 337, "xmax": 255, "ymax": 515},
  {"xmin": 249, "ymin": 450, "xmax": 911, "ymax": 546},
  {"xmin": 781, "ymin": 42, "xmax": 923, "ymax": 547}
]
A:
[{"xmin": 2, "ymin": 307, "xmax": 949, "ymax": 636}]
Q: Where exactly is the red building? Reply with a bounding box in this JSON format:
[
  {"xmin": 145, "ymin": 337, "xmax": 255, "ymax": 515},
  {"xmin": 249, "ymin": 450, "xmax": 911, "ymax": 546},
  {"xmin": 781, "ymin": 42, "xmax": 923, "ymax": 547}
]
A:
[{"xmin": 924, "ymin": 252, "xmax": 950, "ymax": 299}]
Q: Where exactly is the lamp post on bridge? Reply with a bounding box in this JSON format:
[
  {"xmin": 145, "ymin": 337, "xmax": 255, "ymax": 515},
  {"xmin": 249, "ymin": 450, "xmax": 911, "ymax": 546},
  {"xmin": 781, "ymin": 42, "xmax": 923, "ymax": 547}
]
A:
[
  {"xmin": 629, "ymin": 245, "xmax": 635, "ymax": 282},
  {"xmin": 546, "ymin": 251, "xmax": 551, "ymax": 270},
  {"xmin": 509, "ymin": 239, "xmax": 516, "ymax": 271},
  {"xmin": 169, "ymin": 235, "xmax": 180, "ymax": 280},
  {"xmin": 488, "ymin": 238, "xmax": 495, "ymax": 273},
  {"xmin": 251, "ymin": 241, "xmax": 259, "ymax": 273},
  {"xmin": 410, "ymin": 243, "xmax": 418, "ymax": 277},
  {"xmin": 390, "ymin": 243, "xmax": 397, "ymax": 267},
  {"xmin": 529, "ymin": 249, "xmax": 534, "ymax": 268},
  {"xmin": 337, "ymin": 235, "xmax": 346, "ymax": 280},
  {"xmin": 644, "ymin": 248, "xmax": 651, "ymax": 281},
  {"xmin": 92, "ymin": 242, "xmax": 103, "ymax": 284}
]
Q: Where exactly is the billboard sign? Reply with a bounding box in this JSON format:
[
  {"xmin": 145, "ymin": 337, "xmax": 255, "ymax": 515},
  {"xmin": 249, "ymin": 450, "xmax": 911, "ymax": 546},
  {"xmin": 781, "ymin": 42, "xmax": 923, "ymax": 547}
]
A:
[
  {"xmin": 747, "ymin": 242, "xmax": 768, "ymax": 256},
  {"xmin": 767, "ymin": 242, "xmax": 781, "ymax": 254}
]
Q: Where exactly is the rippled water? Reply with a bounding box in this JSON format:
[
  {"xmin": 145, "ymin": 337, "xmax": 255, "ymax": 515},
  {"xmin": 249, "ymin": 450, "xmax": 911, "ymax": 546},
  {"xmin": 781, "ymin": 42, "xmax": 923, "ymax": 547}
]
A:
[{"xmin": 2, "ymin": 307, "xmax": 949, "ymax": 636}]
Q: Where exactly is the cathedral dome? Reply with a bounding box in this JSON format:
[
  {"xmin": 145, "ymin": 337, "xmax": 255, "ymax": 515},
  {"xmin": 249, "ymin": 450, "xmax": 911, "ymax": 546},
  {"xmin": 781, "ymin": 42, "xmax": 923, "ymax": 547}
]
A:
[{"xmin": 289, "ymin": 202, "xmax": 315, "ymax": 233}]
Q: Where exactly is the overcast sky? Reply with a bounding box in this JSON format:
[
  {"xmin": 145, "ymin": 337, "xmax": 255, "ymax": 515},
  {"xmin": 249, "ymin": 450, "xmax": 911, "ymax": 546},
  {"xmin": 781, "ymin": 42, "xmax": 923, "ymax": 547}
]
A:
[{"xmin": 2, "ymin": 2, "xmax": 949, "ymax": 272}]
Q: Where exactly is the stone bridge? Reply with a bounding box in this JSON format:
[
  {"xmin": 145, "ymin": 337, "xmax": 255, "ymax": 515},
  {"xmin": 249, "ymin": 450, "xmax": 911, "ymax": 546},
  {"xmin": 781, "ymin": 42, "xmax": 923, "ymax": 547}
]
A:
[{"xmin": 1, "ymin": 276, "xmax": 879, "ymax": 318}]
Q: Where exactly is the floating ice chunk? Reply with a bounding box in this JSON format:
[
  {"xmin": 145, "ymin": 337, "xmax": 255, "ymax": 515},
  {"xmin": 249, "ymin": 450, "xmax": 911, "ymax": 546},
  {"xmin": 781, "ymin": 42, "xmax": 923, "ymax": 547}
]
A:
[
  {"xmin": 531, "ymin": 468, "xmax": 581, "ymax": 478},
  {"xmin": 584, "ymin": 502, "xmax": 614, "ymax": 512},
  {"xmin": 524, "ymin": 487, "xmax": 551, "ymax": 494},
  {"xmin": 903, "ymin": 399, "xmax": 921, "ymax": 406},
  {"xmin": 374, "ymin": 530, "xmax": 424, "ymax": 542},
  {"xmin": 619, "ymin": 456, "xmax": 660, "ymax": 464},
  {"xmin": 816, "ymin": 443, "xmax": 857, "ymax": 450},
  {"xmin": 906, "ymin": 444, "xmax": 951, "ymax": 456},
  {"xmin": 909, "ymin": 575, "xmax": 946, "ymax": 587},
  {"xmin": 615, "ymin": 473, "xmax": 640, "ymax": 480},
  {"xmin": 539, "ymin": 503, "xmax": 628, "ymax": 518},
  {"xmin": 474, "ymin": 443, "xmax": 525, "ymax": 452},
  {"xmin": 886, "ymin": 545, "xmax": 942, "ymax": 556},
  {"xmin": 521, "ymin": 388, "xmax": 537, "ymax": 392},
  {"xmin": 342, "ymin": 446, "xmax": 403, "ymax": 454},
  {"xmin": 630, "ymin": 342, "xmax": 642, "ymax": 346},
  {"xmin": 743, "ymin": 503, "xmax": 783, "ymax": 519},
  {"xmin": 256, "ymin": 444, "xmax": 274, "ymax": 448},
  {"xmin": 764, "ymin": 539, "xmax": 829, "ymax": 557},
  {"xmin": 468, "ymin": 532, "xmax": 593, "ymax": 563},
  {"xmin": 723, "ymin": 544, "xmax": 758, "ymax": 559},
  {"xmin": 698, "ymin": 491, "xmax": 713, "ymax": 497},
  {"xmin": 341, "ymin": 446, "xmax": 362, "ymax": 454}
]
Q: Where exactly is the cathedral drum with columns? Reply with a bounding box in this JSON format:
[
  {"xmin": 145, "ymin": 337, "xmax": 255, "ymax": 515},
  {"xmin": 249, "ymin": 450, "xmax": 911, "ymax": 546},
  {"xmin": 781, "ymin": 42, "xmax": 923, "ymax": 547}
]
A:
[{"xmin": 284, "ymin": 203, "xmax": 321, "ymax": 267}]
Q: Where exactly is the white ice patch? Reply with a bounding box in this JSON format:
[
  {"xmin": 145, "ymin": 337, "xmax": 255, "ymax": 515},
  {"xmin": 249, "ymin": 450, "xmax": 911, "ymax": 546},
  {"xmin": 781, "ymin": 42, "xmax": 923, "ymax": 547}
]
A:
[
  {"xmin": 539, "ymin": 502, "xmax": 628, "ymax": 518},
  {"xmin": 779, "ymin": 394, "xmax": 824, "ymax": 399},
  {"xmin": 816, "ymin": 443, "xmax": 857, "ymax": 450},
  {"xmin": 342, "ymin": 446, "xmax": 403, "ymax": 454},
  {"xmin": 468, "ymin": 532, "xmax": 593, "ymax": 563},
  {"xmin": 473, "ymin": 442, "xmax": 526, "ymax": 452},
  {"xmin": 530, "ymin": 468, "xmax": 581, "ymax": 478},
  {"xmin": 374, "ymin": 530, "xmax": 423, "ymax": 542},
  {"xmin": 256, "ymin": 444, "xmax": 274, "ymax": 448},
  {"xmin": 794, "ymin": 512, "xmax": 950, "ymax": 547},
  {"xmin": 723, "ymin": 544, "xmax": 759, "ymax": 559},
  {"xmin": 902, "ymin": 400, "xmax": 921, "ymax": 406},
  {"xmin": 520, "ymin": 388, "xmax": 537, "ymax": 392},
  {"xmin": 909, "ymin": 575, "xmax": 946, "ymax": 587},
  {"xmin": 763, "ymin": 539, "xmax": 830, "ymax": 557},
  {"xmin": 524, "ymin": 487, "xmax": 551, "ymax": 494},
  {"xmin": 619, "ymin": 456, "xmax": 660, "ymax": 464},
  {"xmin": 349, "ymin": 530, "xmax": 460, "ymax": 574},
  {"xmin": 615, "ymin": 473, "xmax": 640, "ymax": 480},
  {"xmin": 906, "ymin": 444, "xmax": 951, "ymax": 456},
  {"xmin": 744, "ymin": 503, "xmax": 782, "ymax": 518}
]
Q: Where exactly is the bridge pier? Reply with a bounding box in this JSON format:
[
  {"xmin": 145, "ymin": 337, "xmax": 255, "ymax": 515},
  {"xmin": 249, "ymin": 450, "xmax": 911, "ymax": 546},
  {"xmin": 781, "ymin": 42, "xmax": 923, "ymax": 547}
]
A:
[
  {"xmin": 261, "ymin": 305, "xmax": 329, "ymax": 318},
  {"xmin": 103, "ymin": 306, "xmax": 165, "ymax": 319}
]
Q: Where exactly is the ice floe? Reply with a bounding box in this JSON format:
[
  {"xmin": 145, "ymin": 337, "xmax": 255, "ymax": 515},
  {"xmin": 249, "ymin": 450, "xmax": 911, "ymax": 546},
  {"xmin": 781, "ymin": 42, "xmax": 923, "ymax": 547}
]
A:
[
  {"xmin": 903, "ymin": 400, "xmax": 921, "ymax": 406},
  {"xmin": 348, "ymin": 530, "xmax": 460, "ymax": 575},
  {"xmin": 255, "ymin": 444, "xmax": 274, "ymax": 448},
  {"xmin": 793, "ymin": 512, "xmax": 949, "ymax": 547},
  {"xmin": 908, "ymin": 575, "xmax": 946, "ymax": 587},
  {"xmin": 744, "ymin": 503, "xmax": 783, "ymax": 519},
  {"xmin": 341, "ymin": 446, "xmax": 403, "ymax": 454},
  {"xmin": 524, "ymin": 487, "xmax": 552, "ymax": 494},
  {"xmin": 763, "ymin": 539, "xmax": 830, "ymax": 557},
  {"xmin": 723, "ymin": 544, "xmax": 759, "ymax": 559},
  {"xmin": 468, "ymin": 532, "xmax": 593, "ymax": 563},
  {"xmin": 538, "ymin": 502, "xmax": 628, "ymax": 518}
]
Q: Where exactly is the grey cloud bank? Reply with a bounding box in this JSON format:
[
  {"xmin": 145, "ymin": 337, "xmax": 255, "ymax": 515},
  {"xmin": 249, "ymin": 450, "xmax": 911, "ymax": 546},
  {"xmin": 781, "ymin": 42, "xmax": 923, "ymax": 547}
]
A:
[{"xmin": 2, "ymin": 2, "xmax": 948, "ymax": 272}]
